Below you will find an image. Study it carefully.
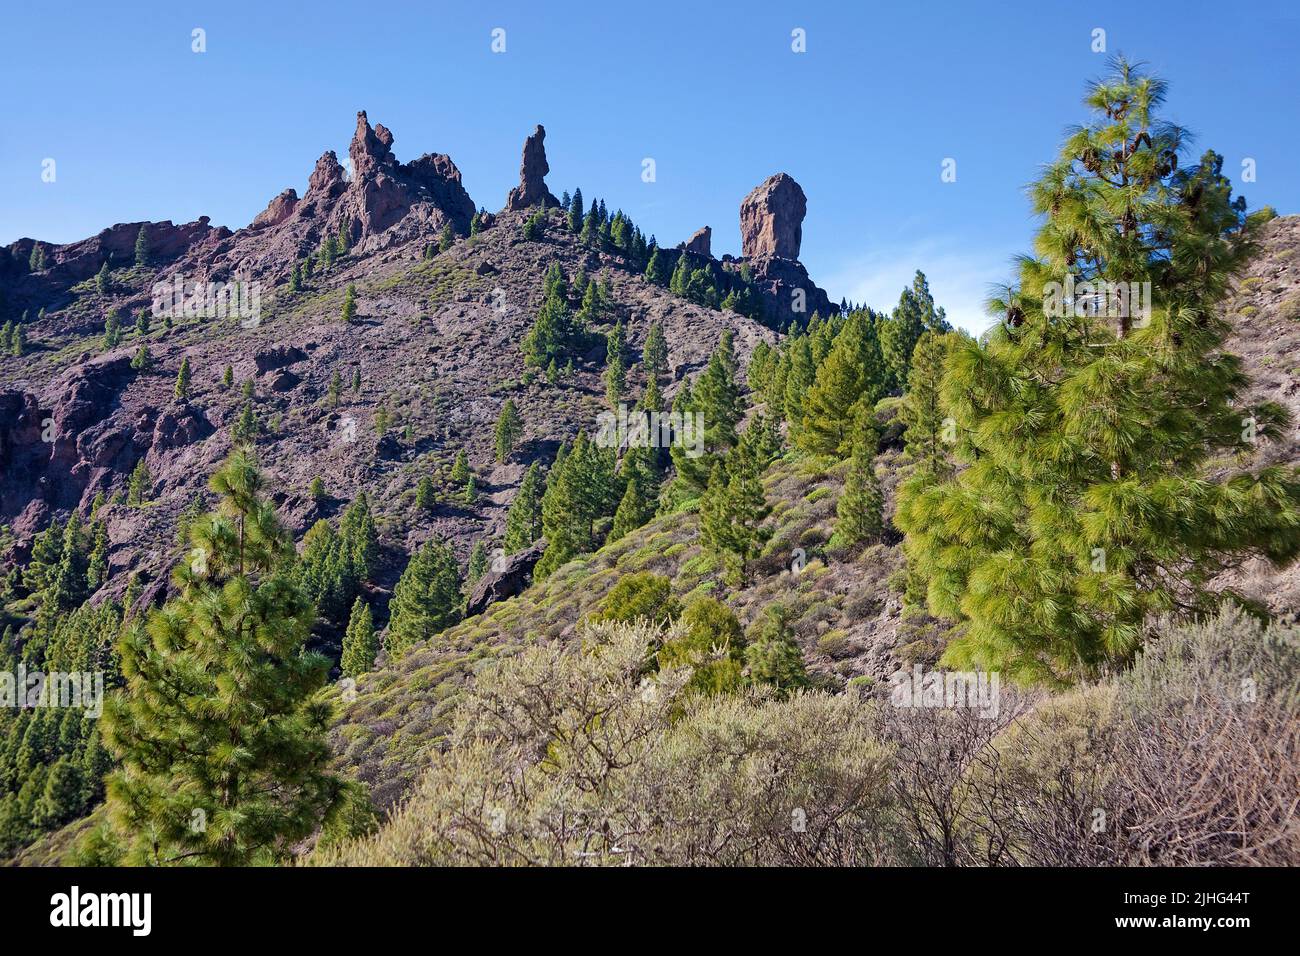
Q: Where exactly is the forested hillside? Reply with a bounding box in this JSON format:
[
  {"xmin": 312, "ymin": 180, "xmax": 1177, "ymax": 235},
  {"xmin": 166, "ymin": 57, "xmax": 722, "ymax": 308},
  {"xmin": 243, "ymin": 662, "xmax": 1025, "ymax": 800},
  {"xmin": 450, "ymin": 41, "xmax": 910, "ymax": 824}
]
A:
[{"xmin": 3, "ymin": 57, "xmax": 1297, "ymax": 867}]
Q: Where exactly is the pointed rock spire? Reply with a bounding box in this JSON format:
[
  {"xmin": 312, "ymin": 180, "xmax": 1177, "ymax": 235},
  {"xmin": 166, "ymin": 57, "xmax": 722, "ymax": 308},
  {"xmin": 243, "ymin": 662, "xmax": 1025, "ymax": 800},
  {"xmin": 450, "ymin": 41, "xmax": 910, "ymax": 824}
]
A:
[
  {"xmin": 349, "ymin": 110, "xmax": 397, "ymax": 180},
  {"xmin": 505, "ymin": 124, "xmax": 558, "ymax": 210}
]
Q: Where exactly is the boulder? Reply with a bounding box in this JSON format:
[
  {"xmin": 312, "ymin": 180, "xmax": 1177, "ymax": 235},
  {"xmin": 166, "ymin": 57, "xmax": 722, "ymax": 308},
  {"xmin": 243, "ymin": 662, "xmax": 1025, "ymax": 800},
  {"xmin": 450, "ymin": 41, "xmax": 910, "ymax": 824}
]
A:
[
  {"xmin": 254, "ymin": 344, "xmax": 308, "ymax": 374},
  {"xmin": 465, "ymin": 541, "xmax": 546, "ymax": 617}
]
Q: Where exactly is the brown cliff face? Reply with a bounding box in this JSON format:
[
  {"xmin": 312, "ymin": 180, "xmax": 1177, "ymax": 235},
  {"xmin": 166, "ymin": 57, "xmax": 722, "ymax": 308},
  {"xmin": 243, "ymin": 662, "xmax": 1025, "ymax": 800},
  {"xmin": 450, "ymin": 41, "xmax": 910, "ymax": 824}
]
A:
[
  {"xmin": 740, "ymin": 173, "xmax": 806, "ymax": 260},
  {"xmin": 251, "ymin": 189, "xmax": 299, "ymax": 229},
  {"xmin": 736, "ymin": 174, "xmax": 831, "ymax": 327},
  {"xmin": 1, "ymin": 118, "xmax": 852, "ymax": 602},
  {"xmin": 505, "ymin": 125, "xmax": 559, "ymax": 211},
  {"xmin": 682, "ymin": 227, "xmax": 712, "ymax": 257}
]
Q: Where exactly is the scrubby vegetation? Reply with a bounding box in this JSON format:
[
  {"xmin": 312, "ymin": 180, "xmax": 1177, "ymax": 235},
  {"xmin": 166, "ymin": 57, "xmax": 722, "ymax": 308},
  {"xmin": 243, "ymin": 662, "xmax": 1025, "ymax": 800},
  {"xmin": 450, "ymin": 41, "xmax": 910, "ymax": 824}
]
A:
[{"xmin": 315, "ymin": 609, "xmax": 1298, "ymax": 866}]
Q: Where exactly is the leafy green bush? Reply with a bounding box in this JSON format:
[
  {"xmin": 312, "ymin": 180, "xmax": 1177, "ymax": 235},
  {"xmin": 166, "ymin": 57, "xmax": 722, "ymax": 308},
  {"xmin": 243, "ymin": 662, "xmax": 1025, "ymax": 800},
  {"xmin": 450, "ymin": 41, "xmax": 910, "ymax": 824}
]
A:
[{"xmin": 592, "ymin": 572, "xmax": 680, "ymax": 626}]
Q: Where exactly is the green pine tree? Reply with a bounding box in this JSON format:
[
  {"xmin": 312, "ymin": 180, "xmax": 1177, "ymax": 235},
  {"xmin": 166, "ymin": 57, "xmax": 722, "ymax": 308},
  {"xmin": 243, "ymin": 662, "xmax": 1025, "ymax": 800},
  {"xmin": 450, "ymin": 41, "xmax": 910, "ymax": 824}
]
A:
[
  {"xmin": 466, "ymin": 540, "xmax": 489, "ymax": 585},
  {"xmin": 535, "ymin": 434, "xmax": 618, "ymax": 579},
  {"xmin": 126, "ymin": 460, "xmax": 152, "ymax": 505},
  {"xmin": 85, "ymin": 520, "xmax": 109, "ymax": 591},
  {"xmin": 340, "ymin": 598, "xmax": 377, "ymax": 678},
  {"xmin": 898, "ymin": 330, "xmax": 957, "ymax": 480},
  {"xmin": 387, "ymin": 539, "xmax": 462, "ymax": 656},
  {"xmin": 609, "ymin": 467, "xmax": 656, "ymax": 542},
  {"xmin": 174, "ymin": 356, "xmax": 192, "ymax": 401},
  {"xmin": 503, "ymin": 462, "xmax": 543, "ymax": 553},
  {"xmin": 895, "ymin": 57, "xmax": 1300, "ymax": 685},
  {"xmin": 415, "ymin": 475, "xmax": 436, "ymax": 511},
  {"xmin": 880, "ymin": 271, "xmax": 948, "ymax": 392},
  {"xmin": 134, "ymin": 226, "xmax": 149, "ymax": 268},
  {"xmin": 830, "ymin": 435, "xmax": 884, "ymax": 549},
  {"xmin": 642, "ymin": 320, "xmax": 668, "ymax": 380},
  {"xmin": 494, "ymin": 399, "xmax": 522, "ymax": 463},
  {"xmin": 797, "ymin": 310, "xmax": 886, "ymax": 457},
  {"xmin": 97, "ymin": 449, "xmax": 341, "ymax": 865},
  {"xmin": 744, "ymin": 603, "xmax": 809, "ymax": 696},
  {"xmin": 341, "ymin": 284, "xmax": 357, "ymax": 323},
  {"xmin": 232, "ymin": 403, "xmax": 259, "ymax": 444},
  {"xmin": 102, "ymin": 310, "xmax": 122, "ymax": 350},
  {"xmin": 450, "ymin": 450, "xmax": 470, "ymax": 485},
  {"xmin": 644, "ymin": 246, "xmax": 668, "ymax": 286},
  {"xmin": 699, "ymin": 446, "xmax": 769, "ymax": 585},
  {"xmin": 568, "ymin": 188, "xmax": 584, "ymax": 232}
]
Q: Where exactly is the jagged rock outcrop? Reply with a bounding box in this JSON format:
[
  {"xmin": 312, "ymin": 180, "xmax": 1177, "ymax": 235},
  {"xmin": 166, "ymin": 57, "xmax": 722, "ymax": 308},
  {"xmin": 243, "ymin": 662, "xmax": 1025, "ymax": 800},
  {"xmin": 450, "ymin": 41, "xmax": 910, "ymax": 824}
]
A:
[
  {"xmin": 251, "ymin": 189, "xmax": 299, "ymax": 229},
  {"xmin": 740, "ymin": 174, "xmax": 806, "ymax": 259},
  {"xmin": 737, "ymin": 173, "xmax": 833, "ymax": 327},
  {"xmin": 307, "ymin": 151, "xmax": 347, "ymax": 198},
  {"xmin": 0, "ymin": 219, "xmax": 223, "ymax": 320},
  {"xmin": 682, "ymin": 226, "xmax": 712, "ymax": 257},
  {"xmin": 144, "ymin": 111, "xmax": 478, "ymax": 283},
  {"xmin": 465, "ymin": 541, "xmax": 546, "ymax": 616},
  {"xmin": 0, "ymin": 115, "xmax": 789, "ymax": 602},
  {"xmin": 254, "ymin": 344, "xmax": 309, "ymax": 374},
  {"xmin": 0, "ymin": 356, "xmax": 139, "ymax": 548},
  {"xmin": 505, "ymin": 125, "xmax": 558, "ymax": 211},
  {"xmin": 744, "ymin": 255, "xmax": 834, "ymax": 328}
]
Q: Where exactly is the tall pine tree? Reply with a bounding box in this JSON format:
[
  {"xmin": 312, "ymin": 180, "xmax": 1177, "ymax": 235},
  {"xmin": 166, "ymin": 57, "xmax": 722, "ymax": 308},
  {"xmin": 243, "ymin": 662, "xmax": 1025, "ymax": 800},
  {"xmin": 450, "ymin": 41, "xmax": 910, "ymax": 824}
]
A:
[
  {"xmin": 98, "ymin": 449, "xmax": 340, "ymax": 865},
  {"xmin": 896, "ymin": 57, "xmax": 1300, "ymax": 685}
]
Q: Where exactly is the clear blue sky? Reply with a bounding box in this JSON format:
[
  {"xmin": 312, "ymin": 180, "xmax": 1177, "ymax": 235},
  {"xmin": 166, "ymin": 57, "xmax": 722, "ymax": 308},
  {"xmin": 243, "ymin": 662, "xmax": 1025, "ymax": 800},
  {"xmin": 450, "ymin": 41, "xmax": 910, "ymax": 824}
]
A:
[{"xmin": 2, "ymin": 1, "xmax": 1297, "ymax": 331}]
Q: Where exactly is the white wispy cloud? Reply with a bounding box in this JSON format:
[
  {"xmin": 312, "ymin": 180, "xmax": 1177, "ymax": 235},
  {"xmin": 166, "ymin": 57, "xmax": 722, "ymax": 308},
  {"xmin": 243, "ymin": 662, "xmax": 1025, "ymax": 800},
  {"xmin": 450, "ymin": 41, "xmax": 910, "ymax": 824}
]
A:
[{"xmin": 815, "ymin": 238, "xmax": 1023, "ymax": 335}]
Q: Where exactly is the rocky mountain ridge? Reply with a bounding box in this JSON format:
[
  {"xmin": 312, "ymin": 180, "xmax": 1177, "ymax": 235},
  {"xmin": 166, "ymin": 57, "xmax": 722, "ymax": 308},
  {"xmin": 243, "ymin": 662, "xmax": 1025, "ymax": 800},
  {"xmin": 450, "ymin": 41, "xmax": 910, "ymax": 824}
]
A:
[{"xmin": 0, "ymin": 112, "xmax": 840, "ymax": 618}]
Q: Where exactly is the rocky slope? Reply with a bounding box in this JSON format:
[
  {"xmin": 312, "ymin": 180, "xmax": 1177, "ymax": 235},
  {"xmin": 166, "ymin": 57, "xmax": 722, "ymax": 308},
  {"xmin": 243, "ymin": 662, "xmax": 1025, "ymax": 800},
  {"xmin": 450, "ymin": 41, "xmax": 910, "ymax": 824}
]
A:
[{"xmin": 0, "ymin": 112, "xmax": 847, "ymax": 613}]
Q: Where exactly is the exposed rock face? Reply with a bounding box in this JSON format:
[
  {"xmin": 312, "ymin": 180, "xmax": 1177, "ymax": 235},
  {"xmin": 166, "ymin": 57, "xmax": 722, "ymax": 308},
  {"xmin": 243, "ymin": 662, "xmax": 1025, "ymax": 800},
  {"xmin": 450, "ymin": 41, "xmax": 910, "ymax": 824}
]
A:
[
  {"xmin": 308, "ymin": 151, "xmax": 347, "ymax": 197},
  {"xmin": 682, "ymin": 226, "xmax": 712, "ymax": 257},
  {"xmin": 0, "ymin": 219, "xmax": 222, "ymax": 321},
  {"xmin": 251, "ymin": 189, "xmax": 299, "ymax": 229},
  {"xmin": 465, "ymin": 541, "xmax": 546, "ymax": 616},
  {"xmin": 350, "ymin": 111, "xmax": 395, "ymax": 180},
  {"xmin": 254, "ymin": 344, "xmax": 309, "ymax": 374},
  {"xmin": 505, "ymin": 125, "xmax": 558, "ymax": 211},
  {"xmin": 745, "ymin": 256, "xmax": 834, "ymax": 328},
  {"xmin": 740, "ymin": 173, "xmax": 806, "ymax": 259},
  {"xmin": 736, "ymin": 173, "xmax": 833, "ymax": 327},
  {"xmin": 0, "ymin": 115, "xmax": 788, "ymax": 602},
  {"xmin": 0, "ymin": 356, "xmax": 139, "ymax": 550},
  {"xmin": 136, "ymin": 111, "xmax": 478, "ymax": 284}
]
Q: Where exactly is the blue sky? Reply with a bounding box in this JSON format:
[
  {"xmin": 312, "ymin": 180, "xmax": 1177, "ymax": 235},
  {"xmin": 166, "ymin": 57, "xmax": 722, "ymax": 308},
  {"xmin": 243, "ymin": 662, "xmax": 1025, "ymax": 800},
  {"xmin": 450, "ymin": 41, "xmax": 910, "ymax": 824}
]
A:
[{"xmin": 2, "ymin": 1, "xmax": 1297, "ymax": 331}]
